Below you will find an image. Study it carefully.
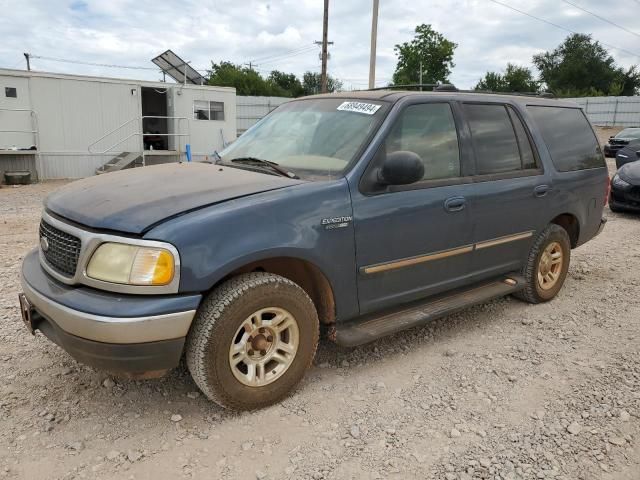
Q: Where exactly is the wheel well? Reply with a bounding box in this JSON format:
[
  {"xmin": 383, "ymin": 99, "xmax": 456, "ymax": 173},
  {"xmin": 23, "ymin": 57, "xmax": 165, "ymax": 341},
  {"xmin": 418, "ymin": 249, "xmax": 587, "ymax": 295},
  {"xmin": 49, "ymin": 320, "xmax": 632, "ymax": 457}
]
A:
[
  {"xmin": 551, "ymin": 214, "xmax": 580, "ymax": 248},
  {"xmin": 219, "ymin": 257, "xmax": 336, "ymax": 325}
]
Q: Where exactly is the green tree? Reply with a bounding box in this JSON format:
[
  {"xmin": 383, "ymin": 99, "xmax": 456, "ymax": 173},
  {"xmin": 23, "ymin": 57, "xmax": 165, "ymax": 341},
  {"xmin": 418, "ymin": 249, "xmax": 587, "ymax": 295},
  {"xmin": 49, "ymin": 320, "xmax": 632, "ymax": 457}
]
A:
[
  {"xmin": 475, "ymin": 63, "xmax": 539, "ymax": 93},
  {"xmin": 267, "ymin": 70, "xmax": 304, "ymax": 97},
  {"xmin": 392, "ymin": 24, "xmax": 457, "ymax": 85},
  {"xmin": 532, "ymin": 34, "xmax": 640, "ymax": 97},
  {"xmin": 301, "ymin": 72, "xmax": 343, "ymax": 95},
  {"xmin": 207, "ymin": 62, "xmax": 275, "ymax": 96}
]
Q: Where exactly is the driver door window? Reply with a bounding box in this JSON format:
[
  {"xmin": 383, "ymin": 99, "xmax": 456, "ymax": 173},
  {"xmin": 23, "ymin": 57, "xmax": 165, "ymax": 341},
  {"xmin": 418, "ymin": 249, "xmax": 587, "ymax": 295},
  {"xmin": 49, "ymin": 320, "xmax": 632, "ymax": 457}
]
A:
[{"xmin": 385, "ymin": 103, "xmax": 461, "ymax": 181}]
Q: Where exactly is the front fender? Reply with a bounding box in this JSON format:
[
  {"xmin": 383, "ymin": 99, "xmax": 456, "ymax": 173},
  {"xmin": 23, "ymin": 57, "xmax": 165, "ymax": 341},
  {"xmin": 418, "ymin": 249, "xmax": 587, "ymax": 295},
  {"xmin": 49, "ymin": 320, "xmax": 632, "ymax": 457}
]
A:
[{"xmin": 145, "ymin": 179, "xmax": 359, "ymax": 322}]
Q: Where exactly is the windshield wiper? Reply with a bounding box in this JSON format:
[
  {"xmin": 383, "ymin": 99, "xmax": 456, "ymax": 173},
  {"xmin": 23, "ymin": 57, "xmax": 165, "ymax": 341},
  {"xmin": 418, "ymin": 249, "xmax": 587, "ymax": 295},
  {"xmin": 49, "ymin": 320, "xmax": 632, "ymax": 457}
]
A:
[{"xmin": 228, "ymin": 157, "xmax": 299, "ymax": 179}]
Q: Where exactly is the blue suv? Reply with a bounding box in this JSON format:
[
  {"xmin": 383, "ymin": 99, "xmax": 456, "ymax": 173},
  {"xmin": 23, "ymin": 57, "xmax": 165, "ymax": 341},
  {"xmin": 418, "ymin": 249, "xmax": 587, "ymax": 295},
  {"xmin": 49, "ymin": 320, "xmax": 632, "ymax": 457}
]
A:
[{"xmin": 19, "ymin": 90, "xmax": 608, "ymax": 410}]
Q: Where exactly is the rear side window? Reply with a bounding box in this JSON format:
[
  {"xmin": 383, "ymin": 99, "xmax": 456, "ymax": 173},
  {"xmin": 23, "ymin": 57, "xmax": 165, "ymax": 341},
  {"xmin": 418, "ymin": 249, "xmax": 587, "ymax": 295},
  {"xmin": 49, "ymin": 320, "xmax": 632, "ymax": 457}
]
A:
[
  {"xmin": 464, "ymin": 103, "xmax": 533, "ymax": 175},
  {"xmin": 527, "ymin": 106, "xmax": 604, "ymax": 172}
]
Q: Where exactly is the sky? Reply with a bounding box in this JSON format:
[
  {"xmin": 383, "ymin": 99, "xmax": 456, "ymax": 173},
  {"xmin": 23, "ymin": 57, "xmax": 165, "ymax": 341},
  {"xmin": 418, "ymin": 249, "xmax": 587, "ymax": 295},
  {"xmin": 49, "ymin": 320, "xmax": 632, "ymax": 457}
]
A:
[{"xmin": 0, "ymin": 0, "xmax": 639, "ymax": 90}]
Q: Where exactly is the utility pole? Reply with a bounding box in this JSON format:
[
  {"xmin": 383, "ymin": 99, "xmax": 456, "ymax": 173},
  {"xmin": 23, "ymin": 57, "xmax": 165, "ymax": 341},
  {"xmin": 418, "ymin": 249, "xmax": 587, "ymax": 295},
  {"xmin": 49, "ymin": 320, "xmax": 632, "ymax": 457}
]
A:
[
  {"xmin": 24, "ymin": 52, "xmax": 31, "ymax": 71},
  {"xmin": 320, "ymin": 0, "xmax": 330, "ymax": 93},
  {"xmin": 419, "ymin": 61, "xmax": 423, "ymax": 91},
  {"xmin": 368, "ymin": 0, "xmax": 379, "ymax": 89}
]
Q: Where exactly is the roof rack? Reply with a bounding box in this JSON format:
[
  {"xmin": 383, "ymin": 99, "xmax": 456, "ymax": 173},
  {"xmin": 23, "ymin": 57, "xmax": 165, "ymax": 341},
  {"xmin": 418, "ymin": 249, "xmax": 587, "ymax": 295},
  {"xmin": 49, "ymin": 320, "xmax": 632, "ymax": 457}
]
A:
[{"xmin": 367, "ymin": 83, "xmax": 555, "ymax": 98}]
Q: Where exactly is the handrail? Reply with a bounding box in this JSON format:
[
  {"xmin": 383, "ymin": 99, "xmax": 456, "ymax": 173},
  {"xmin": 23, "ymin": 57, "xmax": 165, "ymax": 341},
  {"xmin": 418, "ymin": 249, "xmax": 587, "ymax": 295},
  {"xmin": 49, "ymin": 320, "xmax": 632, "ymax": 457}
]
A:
[
  {"xmin": 0, "ymin": 108, "xmax": 40, "ymax": 147},
  {"xmin": 0, "ymin": 107, "xmax": 41, "ymax": 179},
  {"xmin": 87, "ymin": 115, "xmax": 191, "ymax": 165},
  {"xmin": 88, "ymin": 116, "xmax": 190, "ymax": 154},
  {"xmin": 87, "ymin": 117, "xmax": 139, "ymax": 154}
]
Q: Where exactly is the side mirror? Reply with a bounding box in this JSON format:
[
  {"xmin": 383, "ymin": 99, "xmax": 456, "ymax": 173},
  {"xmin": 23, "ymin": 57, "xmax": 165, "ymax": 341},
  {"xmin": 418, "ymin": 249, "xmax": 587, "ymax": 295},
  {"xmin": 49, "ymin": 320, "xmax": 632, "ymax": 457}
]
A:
[{"xmin": 378, "ymin": 151, "xmax": 425, "ymax": 185}]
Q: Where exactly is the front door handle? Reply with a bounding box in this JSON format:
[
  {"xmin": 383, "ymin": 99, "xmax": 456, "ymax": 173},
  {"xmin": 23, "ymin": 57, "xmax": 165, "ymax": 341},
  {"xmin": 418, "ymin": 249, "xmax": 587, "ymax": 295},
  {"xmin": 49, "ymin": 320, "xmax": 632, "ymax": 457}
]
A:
[
  {"xmin": 534, "ymin": 185, "xmax": 550, "ymax": 197},
  {"xmin": 444, "ymin": 196, "xmax": 466, "ymax": 212}
]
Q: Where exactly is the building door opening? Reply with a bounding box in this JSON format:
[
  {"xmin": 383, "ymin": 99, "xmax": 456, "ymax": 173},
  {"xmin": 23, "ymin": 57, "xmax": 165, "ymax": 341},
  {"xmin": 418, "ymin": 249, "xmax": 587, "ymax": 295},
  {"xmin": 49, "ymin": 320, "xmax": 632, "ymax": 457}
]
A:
[{"xmin": 141, "ymin": 87, "xmax": 169, "ymax": 150}]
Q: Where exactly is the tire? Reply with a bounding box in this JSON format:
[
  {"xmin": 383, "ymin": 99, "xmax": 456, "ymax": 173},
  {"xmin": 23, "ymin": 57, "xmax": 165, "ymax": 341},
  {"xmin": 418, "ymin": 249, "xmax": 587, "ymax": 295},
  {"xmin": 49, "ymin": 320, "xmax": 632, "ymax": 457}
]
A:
[
  {"xmin": 186, "ymin": 272, "xmax": 319, "ymax": 410},
  {"xmin": 514, "ymin": 224, "xmax": 571, "ymax": 304}
]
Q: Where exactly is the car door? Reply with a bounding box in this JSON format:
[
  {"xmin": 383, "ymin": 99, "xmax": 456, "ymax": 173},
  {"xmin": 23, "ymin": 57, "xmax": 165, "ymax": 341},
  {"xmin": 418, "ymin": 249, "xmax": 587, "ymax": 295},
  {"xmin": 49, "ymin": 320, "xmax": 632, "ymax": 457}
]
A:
[
  {"xmin": 460, "ymin": 102, "xmax": 551, "ymax": 280},
  {"xmin": 350, "ymin": 101, "xmax": 477, "ymax": 314}
]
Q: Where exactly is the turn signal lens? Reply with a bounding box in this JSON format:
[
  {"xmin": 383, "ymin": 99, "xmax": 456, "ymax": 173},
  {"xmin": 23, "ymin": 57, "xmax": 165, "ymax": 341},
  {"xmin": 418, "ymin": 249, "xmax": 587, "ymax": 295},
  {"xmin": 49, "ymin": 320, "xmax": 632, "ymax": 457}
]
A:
[
  {"xmin": 130, "ymin": 248, "xmax": 175, "ymax": 285},
  {"xmin": 87, "ymin": 243, "xmax": 175, "ymax": 286}
]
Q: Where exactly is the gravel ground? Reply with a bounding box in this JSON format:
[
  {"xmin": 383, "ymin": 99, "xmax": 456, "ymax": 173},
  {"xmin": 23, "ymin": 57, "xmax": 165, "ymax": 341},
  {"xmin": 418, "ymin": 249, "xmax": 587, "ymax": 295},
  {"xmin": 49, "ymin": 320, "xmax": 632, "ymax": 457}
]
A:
[{"xmin": 1, "ymin": 128, "xmax": 638, "ymax": 480}]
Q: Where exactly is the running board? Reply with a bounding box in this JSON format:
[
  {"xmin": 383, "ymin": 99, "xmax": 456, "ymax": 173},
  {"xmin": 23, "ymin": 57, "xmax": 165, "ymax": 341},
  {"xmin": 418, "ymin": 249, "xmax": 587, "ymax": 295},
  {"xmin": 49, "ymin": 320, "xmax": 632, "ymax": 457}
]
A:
[{"xmin": 334, "ymin": 274, "xmax": 525, "ymax": 347}]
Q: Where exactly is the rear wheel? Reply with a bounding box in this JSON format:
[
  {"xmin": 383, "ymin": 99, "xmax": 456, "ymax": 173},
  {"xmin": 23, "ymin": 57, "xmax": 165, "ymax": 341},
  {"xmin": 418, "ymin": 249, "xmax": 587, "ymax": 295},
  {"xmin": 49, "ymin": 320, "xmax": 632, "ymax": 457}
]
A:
[
  {"xmin": 186, "ymin": 272, "xmax": 319, "ymax": 410},
  {"xmin": 514, "ymin": 224, "xmax": 571, "ymax": 304}
]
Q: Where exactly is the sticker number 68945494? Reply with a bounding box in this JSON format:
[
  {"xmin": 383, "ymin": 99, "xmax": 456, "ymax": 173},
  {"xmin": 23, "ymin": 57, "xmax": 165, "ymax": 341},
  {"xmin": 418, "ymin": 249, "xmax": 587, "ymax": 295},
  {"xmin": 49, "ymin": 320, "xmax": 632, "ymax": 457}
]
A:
[{"xmin": 337, "ymin": 101, "xmax": 381, "ymax": 115}]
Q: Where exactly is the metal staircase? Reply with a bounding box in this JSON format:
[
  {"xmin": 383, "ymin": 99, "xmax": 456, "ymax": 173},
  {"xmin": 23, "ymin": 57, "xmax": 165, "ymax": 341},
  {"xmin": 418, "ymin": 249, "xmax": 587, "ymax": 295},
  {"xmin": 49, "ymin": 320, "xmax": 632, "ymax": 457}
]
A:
[
  {"xmin": 88, "ymin": 116, "xmax": 190, "ymax": 175},
  {"xmin": 95, "ymin": 151, "xmax": 143, "ymax": 175}
]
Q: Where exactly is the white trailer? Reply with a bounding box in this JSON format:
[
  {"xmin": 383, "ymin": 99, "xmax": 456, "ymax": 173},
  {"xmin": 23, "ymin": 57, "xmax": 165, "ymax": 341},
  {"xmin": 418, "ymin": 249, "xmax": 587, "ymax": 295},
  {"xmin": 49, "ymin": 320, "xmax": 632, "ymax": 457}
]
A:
[{"xmin": 0, "ymin": 68, "xmax": 236, "ymax": 180}]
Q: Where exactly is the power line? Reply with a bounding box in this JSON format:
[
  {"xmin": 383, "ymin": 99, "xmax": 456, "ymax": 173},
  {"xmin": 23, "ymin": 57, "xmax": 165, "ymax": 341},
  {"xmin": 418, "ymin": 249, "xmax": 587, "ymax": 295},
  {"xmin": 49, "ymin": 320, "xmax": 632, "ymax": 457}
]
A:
[
  {"xmin": 29, "ymin": 54, "xmax": 159, "ymax": 70},
  {"xmin": 254, "ymin": 47, "xmax": 319, "ymax": 68},
  {"xmin": 249, "ymin": 44, "xmax": 317, "ymax": 64},
  {"xmin": 560, "ymin": 0, "xmax": 640, "ymax": 39},
  {"xmin": 486, "ymin": 0, "xmax": 640, "ymax": 58}
]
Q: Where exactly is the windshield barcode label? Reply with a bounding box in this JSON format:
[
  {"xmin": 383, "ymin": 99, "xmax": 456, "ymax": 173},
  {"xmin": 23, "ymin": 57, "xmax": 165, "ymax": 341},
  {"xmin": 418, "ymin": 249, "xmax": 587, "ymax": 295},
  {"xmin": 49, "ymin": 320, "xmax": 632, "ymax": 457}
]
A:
[{"xmin": 337, "ymin": 101, "xmax": 381, "ymax": 115}]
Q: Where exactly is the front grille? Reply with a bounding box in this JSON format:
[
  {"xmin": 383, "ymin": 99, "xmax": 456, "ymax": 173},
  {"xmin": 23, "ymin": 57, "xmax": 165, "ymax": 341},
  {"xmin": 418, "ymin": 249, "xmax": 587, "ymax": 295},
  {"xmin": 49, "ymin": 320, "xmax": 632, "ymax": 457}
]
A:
[{"xmin": 39, "ymin": 220, "xmax": 81, "ymax": 277}]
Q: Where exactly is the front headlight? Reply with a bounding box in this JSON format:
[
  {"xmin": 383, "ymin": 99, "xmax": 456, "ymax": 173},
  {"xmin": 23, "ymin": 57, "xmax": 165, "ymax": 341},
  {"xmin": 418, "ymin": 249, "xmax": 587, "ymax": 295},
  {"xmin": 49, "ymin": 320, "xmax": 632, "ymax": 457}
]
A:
[
  {"xmin": 612, "ymin": 174, "xmax": 631, "ymax": 189},
  {"xmin": 86, "ymin": 243, "xmax": 175, "ymax": 286}
]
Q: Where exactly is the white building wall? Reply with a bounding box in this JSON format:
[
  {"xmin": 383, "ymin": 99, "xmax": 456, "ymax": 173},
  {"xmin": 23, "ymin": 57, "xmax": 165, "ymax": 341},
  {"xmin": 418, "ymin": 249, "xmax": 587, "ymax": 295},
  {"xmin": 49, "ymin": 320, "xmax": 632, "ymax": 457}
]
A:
[
  {"xmin": 29, "ymin": 76, "xmax": 141, "ymax": 178},
  {"xmin": 170, "ymin": 86, "xmax": 237, "ymax": 161},
  {"xmin": 0, "ymin": 75, "xmax": 34, "ymax": 149}
]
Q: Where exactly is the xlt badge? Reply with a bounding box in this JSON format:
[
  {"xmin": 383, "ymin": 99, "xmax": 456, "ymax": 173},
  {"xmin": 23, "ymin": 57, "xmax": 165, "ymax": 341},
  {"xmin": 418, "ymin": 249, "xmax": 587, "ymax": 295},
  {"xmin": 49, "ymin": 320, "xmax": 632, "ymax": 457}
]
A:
[{"xmin": 321, "ymin": 216, "xmax": 352, "ymax": 230}]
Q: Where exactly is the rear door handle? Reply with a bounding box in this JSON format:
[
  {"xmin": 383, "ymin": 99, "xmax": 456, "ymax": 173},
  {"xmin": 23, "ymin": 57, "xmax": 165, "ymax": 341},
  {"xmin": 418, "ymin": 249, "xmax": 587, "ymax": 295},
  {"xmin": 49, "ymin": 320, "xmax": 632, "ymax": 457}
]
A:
[
  {"xmin": 534, "ymin": 185, "xmax": 550, "ymax": 197},
  {"xmin": 444, "ymin": 196, "xmax": 466, "ymax": 212}
]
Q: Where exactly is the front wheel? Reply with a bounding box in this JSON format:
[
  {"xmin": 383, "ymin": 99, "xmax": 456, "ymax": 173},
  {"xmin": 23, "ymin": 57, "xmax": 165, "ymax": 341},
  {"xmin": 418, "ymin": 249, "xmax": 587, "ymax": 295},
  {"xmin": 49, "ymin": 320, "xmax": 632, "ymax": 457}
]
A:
[
  {"xmin": 186, "ymin": 272, "xmax": 319, "ymax": 410},
  {"xmin": 514, "ymin": 224, "xmax": 571, "ymax": 304}
]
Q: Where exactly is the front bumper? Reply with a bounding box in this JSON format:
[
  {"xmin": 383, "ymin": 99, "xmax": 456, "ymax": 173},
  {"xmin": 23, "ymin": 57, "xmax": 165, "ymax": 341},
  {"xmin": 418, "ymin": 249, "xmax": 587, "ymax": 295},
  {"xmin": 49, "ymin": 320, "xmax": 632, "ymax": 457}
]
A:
[
  {"xmin": 610, "ymin": 186, "xmax": 640, "ymax": 213},
  {"xmin": 20, "ymin": 249, "xmax": 202, "ymax": 374}
]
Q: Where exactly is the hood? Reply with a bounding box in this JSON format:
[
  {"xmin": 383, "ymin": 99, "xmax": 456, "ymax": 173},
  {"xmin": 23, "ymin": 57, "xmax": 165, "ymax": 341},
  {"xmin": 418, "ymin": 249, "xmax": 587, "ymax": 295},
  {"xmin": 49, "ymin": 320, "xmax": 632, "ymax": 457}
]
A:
[
  {"xmin": 46, "ymin": 163, "xmax": 303, "ymax": 234},
  {"xmin": 618, "ymin": 161, "xmax": 640, "ymax": 184}
]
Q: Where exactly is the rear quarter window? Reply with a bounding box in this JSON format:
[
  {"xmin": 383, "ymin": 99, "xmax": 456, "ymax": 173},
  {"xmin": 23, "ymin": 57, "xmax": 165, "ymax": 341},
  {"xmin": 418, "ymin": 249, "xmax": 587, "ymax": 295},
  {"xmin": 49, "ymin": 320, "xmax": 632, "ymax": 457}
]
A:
[{"xmin": 527, "ymin": 106, "xmax": 605, "ymax": 172}]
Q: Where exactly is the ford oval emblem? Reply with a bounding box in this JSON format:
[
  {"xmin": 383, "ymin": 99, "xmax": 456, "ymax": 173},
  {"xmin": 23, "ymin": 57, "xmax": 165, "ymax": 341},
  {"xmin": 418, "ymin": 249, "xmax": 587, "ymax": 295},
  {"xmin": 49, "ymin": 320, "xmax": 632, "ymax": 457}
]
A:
[{"xmin": 40, "ymin": 236, "xmax": 49, "ymax": 252}]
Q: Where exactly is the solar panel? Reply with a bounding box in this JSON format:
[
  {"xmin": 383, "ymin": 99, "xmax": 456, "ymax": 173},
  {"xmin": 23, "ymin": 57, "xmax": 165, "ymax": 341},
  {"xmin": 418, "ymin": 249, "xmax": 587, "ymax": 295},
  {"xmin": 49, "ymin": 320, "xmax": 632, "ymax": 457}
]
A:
[{"xmin": 151, "ymin": 50, "xmax": 205, "ymax": 85}]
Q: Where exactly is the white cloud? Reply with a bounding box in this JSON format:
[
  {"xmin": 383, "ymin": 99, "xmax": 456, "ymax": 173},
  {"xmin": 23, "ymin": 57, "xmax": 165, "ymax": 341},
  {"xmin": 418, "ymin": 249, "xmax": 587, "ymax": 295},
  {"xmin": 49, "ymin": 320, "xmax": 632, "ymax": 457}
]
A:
[{"xmin": 0, "ymin": 0, "xmax": 638, "ymax": 89}]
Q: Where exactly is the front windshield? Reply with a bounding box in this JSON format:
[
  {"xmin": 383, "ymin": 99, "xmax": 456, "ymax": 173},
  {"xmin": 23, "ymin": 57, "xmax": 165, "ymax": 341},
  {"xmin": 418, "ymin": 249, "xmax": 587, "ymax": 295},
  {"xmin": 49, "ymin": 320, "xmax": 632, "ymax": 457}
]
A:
[
  {"xmin": 219, "ymin": 98, "xmax": 388, "ymax": 180},
  {"xmin": 617, "ymin": 128, "xmax": 640, "ymax": 139}
]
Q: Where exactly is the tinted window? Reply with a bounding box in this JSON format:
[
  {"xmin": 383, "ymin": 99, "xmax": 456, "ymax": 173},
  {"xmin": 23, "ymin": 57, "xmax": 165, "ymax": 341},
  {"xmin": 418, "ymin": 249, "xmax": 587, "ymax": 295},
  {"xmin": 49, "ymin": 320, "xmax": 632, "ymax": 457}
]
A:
[
  {"xmin": 507, "ymin": 106, "xmax": 537, "ymax": 169},
  {"xmin": 386, "ymin": 103, "xmax": 460, "ymax": 180},
  {"xmin": 464, "ymin": 104, "xmax": 521, "ymax": 175},
  {"xmin": 527, "ymin": 106, "xmax": 604, "ymax": 172}
]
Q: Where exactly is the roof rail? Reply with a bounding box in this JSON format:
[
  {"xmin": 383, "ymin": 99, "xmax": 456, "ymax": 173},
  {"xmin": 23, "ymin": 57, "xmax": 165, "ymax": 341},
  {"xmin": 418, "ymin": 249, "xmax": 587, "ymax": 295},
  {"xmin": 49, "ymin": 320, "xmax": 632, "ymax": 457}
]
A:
[
  {"xmin": 367, "ymin": 83, "xmax": 444, "ymax": 91},
  {"xmin": 366, "ymin": 83, "xmax": 555, "ymax": 98}
]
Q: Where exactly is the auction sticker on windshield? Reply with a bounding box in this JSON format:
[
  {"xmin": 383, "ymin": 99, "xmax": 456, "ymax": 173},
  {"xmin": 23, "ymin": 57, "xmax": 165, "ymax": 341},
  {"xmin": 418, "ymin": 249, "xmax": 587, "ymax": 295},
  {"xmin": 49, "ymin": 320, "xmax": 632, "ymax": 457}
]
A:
[{"xmin": 337, "ymin": 101, "xmax": 381, "ymax": 115}]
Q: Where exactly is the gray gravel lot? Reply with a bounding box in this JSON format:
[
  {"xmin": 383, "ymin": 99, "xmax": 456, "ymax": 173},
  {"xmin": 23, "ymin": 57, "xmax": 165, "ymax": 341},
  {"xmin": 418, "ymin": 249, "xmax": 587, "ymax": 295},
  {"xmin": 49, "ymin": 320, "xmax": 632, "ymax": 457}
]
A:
[{"xmin": 0, "ymin": 128, "xmax": 638, "ymax": 480}]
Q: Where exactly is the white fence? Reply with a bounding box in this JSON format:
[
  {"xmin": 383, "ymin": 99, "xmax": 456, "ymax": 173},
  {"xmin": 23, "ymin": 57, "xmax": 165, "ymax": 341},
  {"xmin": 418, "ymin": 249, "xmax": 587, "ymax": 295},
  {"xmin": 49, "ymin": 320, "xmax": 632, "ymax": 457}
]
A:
[
  {"xmin": 565, "ymin": 96, "xmax": 640, "ymax": 127},
  {"xmin": 236, "ymin": 96, "xmax": 290, "ymax": 135}
]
